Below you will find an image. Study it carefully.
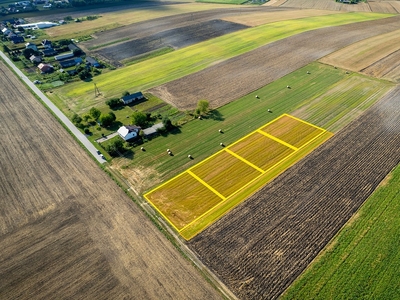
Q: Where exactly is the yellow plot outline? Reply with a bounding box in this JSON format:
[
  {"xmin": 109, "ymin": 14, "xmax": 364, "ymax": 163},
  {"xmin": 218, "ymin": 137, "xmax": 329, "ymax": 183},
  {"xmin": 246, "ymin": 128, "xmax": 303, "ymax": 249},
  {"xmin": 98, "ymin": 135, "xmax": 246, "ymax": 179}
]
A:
[{"xmin": 144, "ymin": 114, "xmax": 328, "ymax": 234}]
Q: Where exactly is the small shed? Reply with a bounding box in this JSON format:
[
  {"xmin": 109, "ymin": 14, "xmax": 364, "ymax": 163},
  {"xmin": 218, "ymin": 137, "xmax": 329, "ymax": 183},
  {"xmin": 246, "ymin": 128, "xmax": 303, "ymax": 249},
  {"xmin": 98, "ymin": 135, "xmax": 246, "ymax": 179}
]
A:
[
  {"xmin": 54, "ymin": 52, "xmax": 74, "ymax": 61},
  {"xmin": 42, "ymin": 48, "xmax": 57, "ymax": 56},
  {"xmin": 121, "ymin": 92, "xmax": 144, "ymax": 105},
  {"xmin": 143, "ymin": 123, "xmax": 164, "ymax": 137},
  {"xmin": 117, "ymin": 125, "xmax": 141, "ymax": 141},
  {"xmin": 86, "ymin": 56, "xmax": 100, "ymax": 68},
  {"xmin": 59, "ymin": 57, "xmax": 82, "ymax": 68}
]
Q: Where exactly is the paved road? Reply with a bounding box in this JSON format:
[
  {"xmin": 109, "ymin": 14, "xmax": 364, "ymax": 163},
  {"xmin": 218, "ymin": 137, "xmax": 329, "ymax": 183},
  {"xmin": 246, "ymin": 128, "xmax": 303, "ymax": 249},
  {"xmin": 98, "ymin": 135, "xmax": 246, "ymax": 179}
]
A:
[{"xmin": 0, "ymin": 51, "xmax": 106, "ymax": 164}]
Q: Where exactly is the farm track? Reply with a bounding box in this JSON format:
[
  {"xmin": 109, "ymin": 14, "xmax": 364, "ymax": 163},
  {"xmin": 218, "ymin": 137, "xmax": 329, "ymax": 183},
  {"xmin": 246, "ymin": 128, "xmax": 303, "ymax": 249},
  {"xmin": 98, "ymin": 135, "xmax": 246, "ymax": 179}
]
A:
[
  {"xmin": 149, "ymin": 15, "xmax": 400, "ymax": 110},
  {"xmin": 0, "ymin": 61, "xmax": 221, "ymax": 299},
  {"xmin": 81, "ymin": 6, "xmax": 292, "ymax": 50},
  {"xmin": 189, "ymin": 86, "xmax": 400, "ymax": 299}
]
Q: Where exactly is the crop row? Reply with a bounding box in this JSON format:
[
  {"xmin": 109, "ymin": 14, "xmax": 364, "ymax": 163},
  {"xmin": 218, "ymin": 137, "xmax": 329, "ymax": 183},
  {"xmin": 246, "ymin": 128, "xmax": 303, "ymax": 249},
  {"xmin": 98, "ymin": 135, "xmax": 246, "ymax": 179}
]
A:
[{"xmin": 189, "ymin": 86, "xmax": 400, "ymax": 299}]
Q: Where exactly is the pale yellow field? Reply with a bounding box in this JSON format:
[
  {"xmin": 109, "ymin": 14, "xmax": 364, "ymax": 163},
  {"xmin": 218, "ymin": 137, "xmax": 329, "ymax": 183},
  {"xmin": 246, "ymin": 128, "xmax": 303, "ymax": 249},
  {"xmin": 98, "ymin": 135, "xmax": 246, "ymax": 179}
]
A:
[
  {"xmin": 261, "ymin": 115, "xmax": 323, "ymax": 148},
  {"xmin": 229, "ymin": 132, "xmax": 294, "ymax": 170},
  {"xmin": 320, "ymin": 29, "xmax": 400, "ymax": 72},
  {"xmin": 222, "ymin": 9, "xmax": 343, "ymax": 27},
  {"xmin": 46, "ymin": 3, "xmax": 237, "ymax": 38}
]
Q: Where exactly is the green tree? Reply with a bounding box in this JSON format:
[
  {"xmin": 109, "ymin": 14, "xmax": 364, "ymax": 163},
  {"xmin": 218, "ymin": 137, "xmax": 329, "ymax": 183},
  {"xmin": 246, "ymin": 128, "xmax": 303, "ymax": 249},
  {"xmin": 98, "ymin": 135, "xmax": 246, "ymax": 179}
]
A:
[
  {"xmin": 105, "ymin": 98, "xmax": 122, "ymax": 109},
  {"xmin": 22, "ymin": 48, "xmax": 36, "ymax": 59},
  {"xmin": 3, "ymin": 44, "xmax": 10, "ymax": 54},
  {"xmin": 99, "ymin": 112, "xmax": 116, "ymax": 127},
  {"xmin": 89, "ymin": 107, "xmax": 101, "ymax": 120},
  {"xmin": 72, "ymin": 113, "xmax": 82, "ymax": 125},
  {"xmin": 122, "ymin": 91, "xmax": 130, "ymax": 97},
  {"xmin": 196, "ymin": 100, "xmax": 209, "ymax": 115},
  {"xmin": 162, "ymin": 116, "xmax": 173, "ymax": 131},
  {"xmin": 131, "ymin": 111, "xmax": 147, "ymax": 127}
]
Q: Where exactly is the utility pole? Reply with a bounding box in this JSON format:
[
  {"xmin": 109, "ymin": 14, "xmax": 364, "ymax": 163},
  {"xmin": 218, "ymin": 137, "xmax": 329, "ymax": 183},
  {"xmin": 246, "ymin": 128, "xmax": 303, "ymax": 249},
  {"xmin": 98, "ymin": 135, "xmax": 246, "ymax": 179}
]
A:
[{"xmin": 94, "ymin": 83, "xmax": 101, "ymax": 97}]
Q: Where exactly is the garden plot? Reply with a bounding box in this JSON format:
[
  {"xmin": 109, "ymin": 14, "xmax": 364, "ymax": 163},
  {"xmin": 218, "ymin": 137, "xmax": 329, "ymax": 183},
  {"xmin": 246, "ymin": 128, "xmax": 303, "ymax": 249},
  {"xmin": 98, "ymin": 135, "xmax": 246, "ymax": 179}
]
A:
[{"xmin": 145, "ymin": 114, "xmax": 330, "ymax": 239}]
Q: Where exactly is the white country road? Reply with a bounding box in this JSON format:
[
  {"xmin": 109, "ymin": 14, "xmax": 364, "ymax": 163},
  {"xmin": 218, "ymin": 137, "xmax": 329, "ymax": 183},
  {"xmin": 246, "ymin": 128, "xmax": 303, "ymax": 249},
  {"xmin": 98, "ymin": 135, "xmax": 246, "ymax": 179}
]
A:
[{"xmin": 0, "ymin": 51, "xmax": 106, "ymax": 164}]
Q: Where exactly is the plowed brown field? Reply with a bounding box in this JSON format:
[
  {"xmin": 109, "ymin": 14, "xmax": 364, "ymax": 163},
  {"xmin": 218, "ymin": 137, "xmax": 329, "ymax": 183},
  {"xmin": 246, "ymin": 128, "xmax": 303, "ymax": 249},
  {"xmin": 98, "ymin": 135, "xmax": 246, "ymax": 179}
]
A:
[
  {"xmin": 189, "ymin": 86, "xmax": 400, "ymax": 299},
  {"xmin": 0, "ymin": 61, "xmax": 220, "ymax": 299},
  {"xmin": 149, "ymin": 15, "xmax": 400, "ymax": 110}
]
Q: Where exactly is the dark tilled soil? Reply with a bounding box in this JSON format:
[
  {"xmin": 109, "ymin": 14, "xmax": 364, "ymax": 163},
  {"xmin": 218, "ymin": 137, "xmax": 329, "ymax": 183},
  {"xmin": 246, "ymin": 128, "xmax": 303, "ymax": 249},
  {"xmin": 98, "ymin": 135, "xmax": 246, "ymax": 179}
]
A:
[
  {"xmin": 82, "ymin": 6, "xmax": 292, "ymax": 50},
  {"xmin": 0, "ymin": 61, "xmax": 221, "ymax": 300},
  {"xmin": 149, "ymin": 15, "xmax": 400, "ymax": 110},
  {"xmin": 189, "ymin": 86, "xmax": 400, "ymax": 299},
  {"xmin": 95, "ymin": 19, "xmax": 249, "ymax": 63}
]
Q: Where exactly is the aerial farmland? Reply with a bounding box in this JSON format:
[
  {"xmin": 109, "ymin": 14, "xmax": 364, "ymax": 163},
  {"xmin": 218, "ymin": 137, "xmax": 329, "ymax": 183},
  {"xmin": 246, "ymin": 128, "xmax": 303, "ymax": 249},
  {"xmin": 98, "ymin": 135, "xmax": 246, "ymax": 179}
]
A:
[{"xmin": 1, "ymin": 0, "xmax": 399, "ymax": 299}]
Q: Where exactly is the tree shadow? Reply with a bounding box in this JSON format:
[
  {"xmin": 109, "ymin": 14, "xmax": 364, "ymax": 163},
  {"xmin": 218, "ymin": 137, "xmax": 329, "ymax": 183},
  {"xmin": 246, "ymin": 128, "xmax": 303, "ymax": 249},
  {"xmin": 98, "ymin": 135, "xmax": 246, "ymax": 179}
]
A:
[
  {"xmin": 108, "ymin": 120, "xmax": 123, "ymax": 131},
  {"xmin": 206, "ymin": 109, "xmax": 224, "ymax": 121},
  {"xmin": 122, "ymin": 149, "xmax": 135, "ymax": 159}
]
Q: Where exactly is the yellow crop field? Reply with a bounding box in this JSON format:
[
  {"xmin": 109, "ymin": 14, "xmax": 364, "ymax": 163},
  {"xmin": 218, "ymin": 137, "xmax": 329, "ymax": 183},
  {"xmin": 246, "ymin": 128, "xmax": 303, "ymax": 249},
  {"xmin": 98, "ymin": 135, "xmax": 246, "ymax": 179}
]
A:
[
  {"xmin": 261, "ymin": 114, "xmax": 324, "ymax": 148},
  {"xmin": 144, "ymin": 114, "xmax": 332, "ymax": 240}
]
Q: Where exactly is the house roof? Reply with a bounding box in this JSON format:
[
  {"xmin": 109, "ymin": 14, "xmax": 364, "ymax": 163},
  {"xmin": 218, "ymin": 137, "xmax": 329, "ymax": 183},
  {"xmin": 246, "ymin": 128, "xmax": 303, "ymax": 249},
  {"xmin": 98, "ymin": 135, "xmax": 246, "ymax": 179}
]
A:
[
  {"xmin": 38, "ymin": 63, "xmax": 53, "ymax": 71},
  {"xmin": 143, "ymin": 123, "xmax": 164, "ymax": 136},
  {"xmin": 121, "ymin": 92, "xmax": 144, "ymax": 102},
  {"xmin": 117, "ymin": 125, "xmax": 141, "ymax": 138},
  {"xmin": 58, "ymin": 57, "xmax": 82, "ymax": 68},
  {"xmin": 42, "ymin": 48, "xmax": 57, "ymax": 56},
  {"xmin": 86, "ymin": 56, "xmax": 99, "ymax": 66},
  {"xmin": 42, "ymin": 39, "xmax": 52, "ymax": 45}
]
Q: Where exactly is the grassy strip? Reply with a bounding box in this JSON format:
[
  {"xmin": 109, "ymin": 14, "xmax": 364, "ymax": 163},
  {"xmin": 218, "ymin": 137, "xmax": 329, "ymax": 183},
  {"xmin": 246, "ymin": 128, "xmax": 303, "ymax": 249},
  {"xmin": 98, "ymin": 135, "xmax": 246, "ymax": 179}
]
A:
[
  {"xmin": 180, "ymin": 131, "xmax": 333, "ymax": 239},
  {"xmin": 53, "ymin": 12, "xmax": 392, "ymax": 105},
  {"xmin": 122, "ymin": 47, "xmax": 175, "ymax": 66},
  {"xmin": 281, "ymin": 163, "xmax": 400, "ymax": 300},
  {"xmin": 88, "ymin": 37, "xmax": 130, "ymax": 50}
]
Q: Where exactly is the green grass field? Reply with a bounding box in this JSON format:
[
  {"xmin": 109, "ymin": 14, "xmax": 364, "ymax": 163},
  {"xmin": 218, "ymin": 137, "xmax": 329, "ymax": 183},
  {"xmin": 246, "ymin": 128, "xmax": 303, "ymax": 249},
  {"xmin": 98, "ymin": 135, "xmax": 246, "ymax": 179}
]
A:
[
  {"xmin": 51, "ymin": 12, "xmax": 391, "ymax": 110},
  {"xmin": 116, "ymin": 62, "xmax": 393, "ymax": 194},
  {"xmin": 282, "ymin": 163, "xmax": 400, "ymax": 299}
]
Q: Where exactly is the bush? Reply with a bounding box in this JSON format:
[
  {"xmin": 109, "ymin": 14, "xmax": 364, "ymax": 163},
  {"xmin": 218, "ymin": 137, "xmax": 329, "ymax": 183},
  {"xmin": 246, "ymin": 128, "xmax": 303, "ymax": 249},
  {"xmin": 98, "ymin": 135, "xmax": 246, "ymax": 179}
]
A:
[
  {"xmin": 84, "ymin": 127, "xmax": 90, "ymax": 134},
  {"xmin": 131, "ymin": 111, "xmax": 147, "ymax": 127},
  {"xmin": 105, "ymin": 98, "xmax": 122, "ymax": 109},
  {"xmin": 72, "ymin": 113, "xmax": 82, "ymax": 124}
]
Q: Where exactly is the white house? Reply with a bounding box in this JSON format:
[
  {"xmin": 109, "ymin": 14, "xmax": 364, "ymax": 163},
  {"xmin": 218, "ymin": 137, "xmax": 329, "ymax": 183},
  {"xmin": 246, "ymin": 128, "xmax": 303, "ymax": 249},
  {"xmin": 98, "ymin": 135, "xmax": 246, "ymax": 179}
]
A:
[{"xmin": 117, "ymin": 125, "xmax": 141, "ymax": 141}]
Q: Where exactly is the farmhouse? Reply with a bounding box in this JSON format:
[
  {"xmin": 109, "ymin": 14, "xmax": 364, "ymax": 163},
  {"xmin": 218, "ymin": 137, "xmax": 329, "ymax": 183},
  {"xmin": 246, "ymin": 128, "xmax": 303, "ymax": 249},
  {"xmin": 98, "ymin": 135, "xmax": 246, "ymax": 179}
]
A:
[
  {"xmin": 58, "ymin": 57, "xmax": 82, "ymax": 68},
  {"xmin": 42, "ymin": 48, "xmax": 57, "ymax": 56},
  {"xmin": 117, "ymin": 125, "xmax": 141, "ymax": 141},
  {"xmin": 37, "ymin": 63, "xmax": 53, "ymax": 73},
  {"xmin": 86, "ymin": 56, "xmax": 100, "ymax": 68},
  {"xmin": 9, "ymin": 34, "xmax": 24, "ymax": 44},
  {"xmin": 25, "ymin": 42, "xmax": 38, "ymax": 51},
  {"xmin": 54, "ymin": 52, "xmax": 74, "ymax": 61},
  {"xmin": 29, "ymin": 54, "xmax": 42, "ymax": 63},
  {"xmin": 1, "ymin": 27, "xmax": 11, "ymax": 35},
  {"xmin": 121, "ymin": 92, "xmax": 144, "ymax": 105},
  {"xmin": 42, "ymin": 39, "xmax": 52, "ymax": 49}
]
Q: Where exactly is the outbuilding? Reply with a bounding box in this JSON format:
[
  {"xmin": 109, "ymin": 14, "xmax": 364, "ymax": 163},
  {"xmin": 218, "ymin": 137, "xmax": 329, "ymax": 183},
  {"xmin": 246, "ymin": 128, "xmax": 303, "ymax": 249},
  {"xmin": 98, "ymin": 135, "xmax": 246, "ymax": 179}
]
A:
[
  {"xmin": 121, "ymin": 92, "xmax": 144, "ymax": 105},
  {"xmin": 54, "ymin": 52, "xmax": 74, "ymax": 61},
  {"xmin": 37, "ymin": 63, "xmax": 53, "ymax": 73}
]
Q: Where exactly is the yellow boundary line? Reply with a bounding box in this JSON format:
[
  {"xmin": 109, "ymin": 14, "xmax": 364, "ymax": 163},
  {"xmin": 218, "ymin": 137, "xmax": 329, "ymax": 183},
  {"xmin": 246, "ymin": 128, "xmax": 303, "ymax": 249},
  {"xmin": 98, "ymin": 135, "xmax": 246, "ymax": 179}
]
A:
[
  {"xmin": 187, "ymin": 170, "xmax": 226, "ymax": 201},
  {"xmin": 144, "ymin": 194, "xmax": 182, "ymax": 232},
  {"xmin": 225, "ymin": 148, "xmax": 265, "ymax": 174},
  {"xmin": 257, "ymin": 130, "xmax": 298, "ymax": 150},
  {"xmin": 145, "ymin": 114, "xmax": 329, "ymax": 235}
]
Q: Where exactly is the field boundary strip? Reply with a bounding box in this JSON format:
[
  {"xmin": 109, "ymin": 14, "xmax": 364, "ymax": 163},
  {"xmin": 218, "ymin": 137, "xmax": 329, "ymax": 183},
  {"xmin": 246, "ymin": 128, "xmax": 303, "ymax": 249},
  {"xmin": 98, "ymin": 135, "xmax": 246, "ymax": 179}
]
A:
[{"xmin": 144, "ymin": 114, "xmax": 330, "ymax": 239}]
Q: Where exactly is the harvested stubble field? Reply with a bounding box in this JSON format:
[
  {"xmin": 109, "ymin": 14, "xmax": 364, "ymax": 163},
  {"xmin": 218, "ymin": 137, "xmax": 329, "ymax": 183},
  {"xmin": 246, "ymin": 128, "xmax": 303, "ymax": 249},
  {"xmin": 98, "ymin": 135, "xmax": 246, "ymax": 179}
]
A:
[
  {"xmin": 149, "ymin": 15, "xmax": 400, "ymax": 110},
  {"xmin": 81, "ymin": 6, "xmax": 291, "ymax": 51},
  {"xmin": 270, "ymin": 0, "xmax": 400, "ymax": 13},
  {"xmin": 0, "ymin": 62, "xmax": 221, "ymax": 299},
  {"xmin": 189, "ymin": 87, "xmax": 400, "ymax": 299},
  {"xmin": 55, "ymin": 12, "xmax": 390, "ymax": 110},
  {"xmin": 320, "ymin": 29, "xmax": 400, "ymax": 82},
  {"xmin": 94, "ymin": 19, "xmax": 249, "ymax": 64}
]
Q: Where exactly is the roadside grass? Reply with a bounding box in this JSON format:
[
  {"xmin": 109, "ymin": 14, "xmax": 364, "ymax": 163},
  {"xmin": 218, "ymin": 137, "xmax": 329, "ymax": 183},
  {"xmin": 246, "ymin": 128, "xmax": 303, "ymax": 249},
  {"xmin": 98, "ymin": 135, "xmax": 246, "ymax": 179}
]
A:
[
  {"xmin": 115, "ymin": 63, "xmax": 393, "ymax": 192},
  {"xmin": 52, "ymin": 12, "xmax": 392, "ymax": 110},
  {"xmin": 281, "ymin": 163, "xmax": 400, "ymax": 300}
]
